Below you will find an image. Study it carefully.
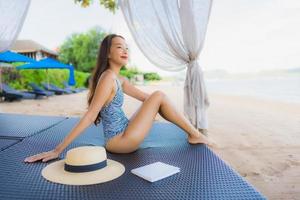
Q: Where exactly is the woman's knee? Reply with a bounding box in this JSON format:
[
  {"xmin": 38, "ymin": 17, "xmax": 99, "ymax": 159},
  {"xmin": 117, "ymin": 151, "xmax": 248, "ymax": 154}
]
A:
[{"xmin": 149, "ymin": 90, "xmax": 166, "ymax": 100}]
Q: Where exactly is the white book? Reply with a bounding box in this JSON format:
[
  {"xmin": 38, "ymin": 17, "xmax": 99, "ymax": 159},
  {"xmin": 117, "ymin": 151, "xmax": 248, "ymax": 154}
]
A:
[{"xmin": 131, "ymin": 162, "xmax": 180, "ymax": 182}]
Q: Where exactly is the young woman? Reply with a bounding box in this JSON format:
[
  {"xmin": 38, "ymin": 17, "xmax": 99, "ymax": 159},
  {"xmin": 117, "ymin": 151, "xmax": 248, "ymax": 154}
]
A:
[{"xmin": 24, "ymin": 34, "xmax": 213, "ymax": 163}]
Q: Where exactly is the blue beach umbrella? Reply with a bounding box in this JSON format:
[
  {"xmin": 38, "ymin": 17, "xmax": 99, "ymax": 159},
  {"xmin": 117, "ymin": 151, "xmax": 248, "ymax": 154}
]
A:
[
  {"xmin": 0, "ymin": 51, "xmax": 35, "ymax": 92},
  {"xmin": 0, "ymin": 50, "xmax": 35, "ymax": 63},
  {"xmin": 17, "ymin": 57, "xmax": 76, "ymax": 86}
]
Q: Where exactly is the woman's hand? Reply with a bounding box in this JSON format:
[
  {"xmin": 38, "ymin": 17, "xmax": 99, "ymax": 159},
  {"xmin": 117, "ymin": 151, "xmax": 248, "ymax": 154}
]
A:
[{"xmin": 24, "ymin": 149, "xmax": 60, "ymax": 163}]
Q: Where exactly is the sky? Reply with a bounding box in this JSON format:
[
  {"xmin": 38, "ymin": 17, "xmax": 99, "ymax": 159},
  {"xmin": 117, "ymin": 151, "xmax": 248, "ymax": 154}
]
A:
[{"xmin": 18, "ymin": 0, "xmax": 300, "ymax": 76}]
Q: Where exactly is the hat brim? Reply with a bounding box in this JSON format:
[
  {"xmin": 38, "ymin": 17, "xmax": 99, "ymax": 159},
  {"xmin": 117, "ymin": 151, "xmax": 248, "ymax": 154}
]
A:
[{"xmin": 42, "ymin": 159, "xmax": 125, "ymax": 185}]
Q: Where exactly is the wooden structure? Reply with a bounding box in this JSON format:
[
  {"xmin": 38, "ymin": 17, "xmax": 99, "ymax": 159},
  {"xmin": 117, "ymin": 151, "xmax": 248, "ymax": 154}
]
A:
[{"xmin": 10, "ymin": 40, "xmax": 58, "ymax": 61}]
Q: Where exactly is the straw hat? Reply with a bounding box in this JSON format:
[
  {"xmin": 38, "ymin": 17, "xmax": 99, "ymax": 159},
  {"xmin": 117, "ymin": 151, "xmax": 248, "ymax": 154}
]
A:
[{"xmin": 41, "ymin": 146, "xmax": 125, "ymax": 185}]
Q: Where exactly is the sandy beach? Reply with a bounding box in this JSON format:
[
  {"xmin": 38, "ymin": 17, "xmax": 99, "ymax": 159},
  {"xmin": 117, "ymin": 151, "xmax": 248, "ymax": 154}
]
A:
[{"xmin": 1, "ymin": 85, "xmax": 299, "ymax": 200}]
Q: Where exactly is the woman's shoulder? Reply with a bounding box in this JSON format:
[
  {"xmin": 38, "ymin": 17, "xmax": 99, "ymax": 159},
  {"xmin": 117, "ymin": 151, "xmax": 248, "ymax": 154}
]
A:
[
  {"xmin": 99, "ymin": 71, "xmax": 114, "ymax": 83},
  {"xmin": 97, "ymin": 71, "xmax": 116, "ymax": 90},
  {"xmin": 102, "ymin": 69, "xmax": 127, "ymax": 86}
]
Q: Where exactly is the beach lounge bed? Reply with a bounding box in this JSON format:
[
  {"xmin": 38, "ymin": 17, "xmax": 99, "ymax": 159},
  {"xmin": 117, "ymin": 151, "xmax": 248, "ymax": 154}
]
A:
[
  {"xmin": 41, "ymin": 83, "xmax": 65, "ymax": 95},
  {"xmin": 42, "ymin": 83, "xmax": 73, "ymax": 94},
  {"xmin": 62, "ymin": 81, "xmax": 78, "ymax": 93},
  {"xmin": 0, "ymin": 83, "xmax": 36, "ymax": 101},
  {"xmin": 49, "ymin": 83, "xmax": 73, "ymax": 94},
  {"xmin": 0, "ymin": 113, "xmax": 66, "ymax": 138},
  {"xmin": 29, "ymin": 83, "xmax": 55, "ymax": 97},
  {"xmin": 0, "ymin": 137, "xmax": 22, "ymax": 151},
  {"xmin": 0, "ymin": 90, "xmax": 22, "ymax": 101},
  {"xmin": 63, "ymin": 81, "xmax": 86, "ymax": 93},
  {"xmin": 0, "ymin": 113, "xmax": 266, "ymax": 199},
  {"xmin": 0, "ymin": 113, "xmax": 66, "ymax": 154}
]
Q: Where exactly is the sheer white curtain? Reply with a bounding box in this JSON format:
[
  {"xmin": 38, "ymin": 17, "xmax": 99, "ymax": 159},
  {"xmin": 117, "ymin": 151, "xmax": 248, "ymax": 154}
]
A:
[
  {"xmin": 119, "ymin": 0, "xmax": 212, "ymax": 130},
  {"xmin": 0, "ymin": 0, "xmax": 31, "ymax": 52}
]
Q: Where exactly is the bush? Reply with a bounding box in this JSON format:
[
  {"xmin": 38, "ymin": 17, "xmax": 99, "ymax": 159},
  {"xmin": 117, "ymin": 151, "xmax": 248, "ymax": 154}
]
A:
[
  {"xmin": 120, "ymin": 67, "xmax": 141, "ymax": 80},
  {"xmin": 1, "ymin": 63, "xmax": 161, "ymax": 91},
  {"xmin": 143, "ymin": 72, "xmax": 161, "ymax": 81},
  {"xmin": 119, "ymin": 67, "xmax": 161, "ymax": 82},
  {"xmin": 2, "ymin": 67, "xmax": 90, "ymax": 90}
]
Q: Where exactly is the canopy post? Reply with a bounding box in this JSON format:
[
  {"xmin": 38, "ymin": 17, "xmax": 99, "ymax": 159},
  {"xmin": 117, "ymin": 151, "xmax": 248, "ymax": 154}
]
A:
[
  {"xmin": 46, "ymin": 69, "xmax": 49, "ymax": 88},
  {"xmin": 0, "ymin": 68, "xmax": 2, "ymax": 92}
]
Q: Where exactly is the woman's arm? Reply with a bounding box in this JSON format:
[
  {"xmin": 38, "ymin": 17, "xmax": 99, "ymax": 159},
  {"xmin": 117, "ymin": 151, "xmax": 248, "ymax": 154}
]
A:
[
  {"xmin": 24, "ymin": 72, "xmax": 114, "ymax": 163},
  {"xmin": 54, "ymin": 73, "xmax": 114, "ymax": 154},
  {"xmin": 54, "ymin": 112, "xmax": 93, "ymax": 154},
  {"xmin": 120, "ymin": 76, "xmax": 150, "ymax": 102}
]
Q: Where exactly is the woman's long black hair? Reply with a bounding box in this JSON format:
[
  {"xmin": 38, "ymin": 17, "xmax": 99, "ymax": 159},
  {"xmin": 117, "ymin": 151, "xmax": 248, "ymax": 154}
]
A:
[{"xmin": 87, "ymin": 34, "xmax": 124, "ymax": 126}]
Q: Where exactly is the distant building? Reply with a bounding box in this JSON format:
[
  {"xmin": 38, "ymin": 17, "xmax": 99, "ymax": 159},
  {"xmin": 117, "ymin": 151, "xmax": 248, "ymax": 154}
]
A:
[{"xmin": 10, "ymin": 40, "xmax": 58, "ymax": 60}]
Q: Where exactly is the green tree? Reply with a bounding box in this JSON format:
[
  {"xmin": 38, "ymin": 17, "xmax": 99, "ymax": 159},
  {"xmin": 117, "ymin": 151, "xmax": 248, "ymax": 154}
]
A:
[
  {"xmin": 58, "ymin": 27, "xmax": 107, "ymax": 72},
  {"xmin": 143, "ymin": 72, "xmax": 161, "ymax": 81},
  {"xmin": 74, "ymin": 0, "xmax": 117, "ymax": 13}
]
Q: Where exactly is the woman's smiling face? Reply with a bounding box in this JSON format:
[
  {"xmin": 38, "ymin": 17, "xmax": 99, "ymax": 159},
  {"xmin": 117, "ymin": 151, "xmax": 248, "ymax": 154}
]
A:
[{"xmin": 108, "ymin": 36, "xmax": 129, "ymax": 66}]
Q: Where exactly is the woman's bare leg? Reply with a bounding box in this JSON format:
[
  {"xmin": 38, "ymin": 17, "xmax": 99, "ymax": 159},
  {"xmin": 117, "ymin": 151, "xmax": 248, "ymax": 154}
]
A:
[
  {"xmin": 106, "ymin": 91, "xmax": 166, "ymax": 153},
  {"xmin": 130, "ymin": 91, "xmax": 201, "ymax": 139},
  {"xmin": 153, "ymin": 92, "xmax": 210, "ymax": 144},
  {"xmin": 156, "ymin": 94, "xmax": 199, "ymax": 137},
  {"xmin": 105, "ymin": 91, "xmax": 210, "ymax": 154}
]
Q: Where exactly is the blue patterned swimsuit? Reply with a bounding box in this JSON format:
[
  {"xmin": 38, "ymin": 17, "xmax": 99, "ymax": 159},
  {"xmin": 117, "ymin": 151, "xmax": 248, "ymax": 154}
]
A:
[{"xmin": 100, "ymin": 77, "xmax": 129, "ymax": 143}]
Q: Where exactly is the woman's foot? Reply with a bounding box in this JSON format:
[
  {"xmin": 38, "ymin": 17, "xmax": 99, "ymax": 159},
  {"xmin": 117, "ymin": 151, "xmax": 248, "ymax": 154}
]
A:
[{"xmin": 188, "ymin": 130, "xmax": 215, "ymax": 147}]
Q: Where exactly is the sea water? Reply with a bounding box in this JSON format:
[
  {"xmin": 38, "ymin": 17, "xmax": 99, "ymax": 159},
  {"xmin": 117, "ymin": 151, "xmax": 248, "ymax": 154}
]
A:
[{"xmin": 204, "ymin": 76, "xmax": 300, "ymax": 104}]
